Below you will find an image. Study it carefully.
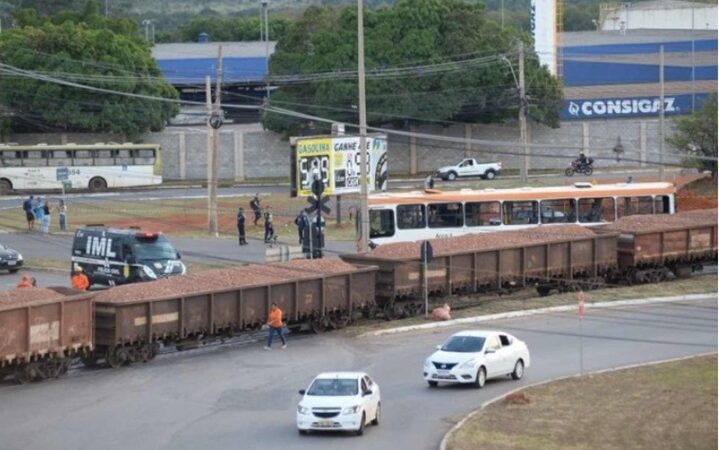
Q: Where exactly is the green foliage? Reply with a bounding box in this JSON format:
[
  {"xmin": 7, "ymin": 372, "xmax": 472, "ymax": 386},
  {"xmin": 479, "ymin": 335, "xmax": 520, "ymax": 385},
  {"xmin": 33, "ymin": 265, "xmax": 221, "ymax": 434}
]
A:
[
  {"xmin": 668, "ymin": 95, "xmax": 718, "ymax": 177},
  {"xmin": 0, "ymin": 16, "xmax": 178, "ymax": 139},
  {"xmin": 262, "ymin": 0, "xmax": 562, "ymax": 136},
  {"xmin": 160, "ymin": 15, "xmax": 292, "ymax": 43}
]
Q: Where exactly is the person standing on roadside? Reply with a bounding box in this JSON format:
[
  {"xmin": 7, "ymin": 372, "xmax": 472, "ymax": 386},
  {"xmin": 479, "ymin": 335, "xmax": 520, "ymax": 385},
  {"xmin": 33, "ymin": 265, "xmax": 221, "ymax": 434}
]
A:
[
  {"xmin": 71, "ymin": 267, "xmax": 90, "ymax": 291},
  {"xmin": 16, "ymin": 275, "xmax": 33, "ymax": 288},
  {"xmin": 57, "ymin": 200, "xmax": 67, "ymax": 231},
  {"xmin": 33, "ymin": 197, "xmax": 44, "ymax": 229},
  {"xmin": 237, "ymin": 207, "xmax": 247, "ymax": 246},
  {"xmin": 23, "ymin": 195, "xmax": 35, "ymax": 231},
  {"xmin": 294, "ymin": 210, "xmax": 308, "ymax": 245},
  {"xmin": 41, "ymin": 201, "xmax": 51, "ymax": 234},
  {"xmin": 250, "ymin": 194, "xmax": 261, "ymax": 226},
  {"xmin": 263, "ymin": 206, "xmax": 274, "ymax": 243},
  {"xmin": 264, "ymin": 302, "xmax": 287, "ymax": 350}
]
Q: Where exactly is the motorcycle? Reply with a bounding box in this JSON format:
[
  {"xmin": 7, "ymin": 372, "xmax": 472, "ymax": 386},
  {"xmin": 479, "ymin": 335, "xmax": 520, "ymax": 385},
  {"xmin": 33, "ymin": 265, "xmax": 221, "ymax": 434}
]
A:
[{"xmin": 565, "ymin": 158, "xmax": 594, "ymax": 177}]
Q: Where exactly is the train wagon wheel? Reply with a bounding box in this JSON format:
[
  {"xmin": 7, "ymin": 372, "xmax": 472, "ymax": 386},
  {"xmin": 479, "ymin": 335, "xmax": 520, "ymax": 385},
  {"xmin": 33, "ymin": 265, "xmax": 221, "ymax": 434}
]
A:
[
  {"xmin": 80, "ymin": 354, "xmax": 101, "ymax": 368},
  {"xmin": 106, "ymin": 347, "xmax": 128, "ymax": 369},
  {"xmin": 311, "ymin": 318, "xmax": 327, "ymax": 334},
  {"xmin": 383, "ymin": 304, "xmax": 400, "ymax": 321},
  {"xmin": 14, "ymin": 364, "xmax": 33, "ymax": 384}
]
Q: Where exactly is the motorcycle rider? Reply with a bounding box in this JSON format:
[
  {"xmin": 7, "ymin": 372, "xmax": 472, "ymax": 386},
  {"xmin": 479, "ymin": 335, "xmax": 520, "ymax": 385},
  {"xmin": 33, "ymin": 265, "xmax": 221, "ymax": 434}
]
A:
[{"xmin": 577, "ymin": 152, "xmax": 588, "ymax": 167}]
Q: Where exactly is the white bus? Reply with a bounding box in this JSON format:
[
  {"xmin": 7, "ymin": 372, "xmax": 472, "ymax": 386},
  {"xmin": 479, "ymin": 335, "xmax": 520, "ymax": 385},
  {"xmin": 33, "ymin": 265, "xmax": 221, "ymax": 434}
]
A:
[
  {"xmin": 366, "ymin": 182, "xmax": 676, "ymax": 246},
  {"xmin": 0, "ymin": 143, "xmax": 162, "ymax": 193}
]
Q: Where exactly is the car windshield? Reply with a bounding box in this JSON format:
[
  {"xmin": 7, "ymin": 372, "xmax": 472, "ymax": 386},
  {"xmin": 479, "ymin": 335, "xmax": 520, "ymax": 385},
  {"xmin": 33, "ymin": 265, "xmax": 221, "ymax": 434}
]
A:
[
  {"xmin": 132, "ymin": 236, "xmax": 177, "ymax": 261},
  {"xmin": 307, "ymin": 378, "xmax": 358, "ymax": 396},
  {"xmin": 441, "ymin": 336, "xmax": 486, "ymax": 353}
]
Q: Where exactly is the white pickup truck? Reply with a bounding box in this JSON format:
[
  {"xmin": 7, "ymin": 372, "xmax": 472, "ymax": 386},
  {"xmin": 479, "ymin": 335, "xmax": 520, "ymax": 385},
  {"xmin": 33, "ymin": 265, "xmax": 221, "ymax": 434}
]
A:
[{"xmin": 436, "ymin": 158, "xmax": 502, "ymax": 181}]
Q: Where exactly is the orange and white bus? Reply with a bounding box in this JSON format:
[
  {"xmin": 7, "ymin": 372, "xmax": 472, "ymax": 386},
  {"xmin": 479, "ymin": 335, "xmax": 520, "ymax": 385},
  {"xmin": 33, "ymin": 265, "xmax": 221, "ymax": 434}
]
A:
[{"xmin": 366, "ymin": 182, "xmax": 675, "ymax": 245}]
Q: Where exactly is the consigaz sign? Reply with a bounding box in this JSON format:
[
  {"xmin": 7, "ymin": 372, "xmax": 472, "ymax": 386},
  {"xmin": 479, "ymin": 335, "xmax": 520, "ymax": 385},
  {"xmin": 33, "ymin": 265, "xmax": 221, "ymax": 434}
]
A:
[{"xmin": 561, "ymin": 93, "xmax": 709, "ymax": 120}]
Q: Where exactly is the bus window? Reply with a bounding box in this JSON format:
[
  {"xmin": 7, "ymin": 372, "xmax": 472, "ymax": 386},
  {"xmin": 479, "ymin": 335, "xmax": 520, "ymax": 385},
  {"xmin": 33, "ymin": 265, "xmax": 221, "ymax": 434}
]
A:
[
  {"xmin": 132, "ymin": 149, "xmax": 156, "ymax": 165},
  {"xmin": 74, "ymin": 150, "xmax": 93, "ymax": 167},
  {"xmin": 617, "ymin": 196, "xmax": 653, "ymax": 218},
  {"xmin": 2, "ymin": 151, "xmax": 22, "ymax": 167},
  {"xmin": 654, "ymin": 195, "xmax": 671, "ymax": 214},
  {"xmin": 540, "ymin": 199, "xmax": 576, "ymax": 223},
  {"xmin": 397, "ymin": 204, "xmax": 426, "ymax": 229},
  {"xmin": 95, "ymin": 149, "xmax": 114, "ymax": 166},
  {"xmin": 465, "ymin": 201, "xmax": 501, "ymax": 226},
  {"xmin": 503, "ymin": 201, "xmax": 538, "ymax": 225},
  {"xmin": 369, "ymin": 209, "xmax": 395, "ymax": 238},
  {"xmin": 578, "ymin": 198, "xmax": 615, "ymax": 223},
  {"xmin": 428, "ymin": 203, "xmax": 463, "ymax": 228},
  {"xmin": 48, "ymin": 150, "xmax": 72, "ymax": 167}
]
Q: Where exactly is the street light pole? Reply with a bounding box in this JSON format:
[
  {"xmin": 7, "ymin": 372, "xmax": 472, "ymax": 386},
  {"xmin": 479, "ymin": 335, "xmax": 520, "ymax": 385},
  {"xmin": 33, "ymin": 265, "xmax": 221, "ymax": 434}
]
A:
[
  {"xmin": 518, "ymin": 41, "xmax": 529, "ymax": 184},
  {"xmin": 357, "ymin": 0, "xmax": 369, "ymax": 253},
  {"xmin": 262, "ymin": 0, "xmax": 271, "ymax": 102}
]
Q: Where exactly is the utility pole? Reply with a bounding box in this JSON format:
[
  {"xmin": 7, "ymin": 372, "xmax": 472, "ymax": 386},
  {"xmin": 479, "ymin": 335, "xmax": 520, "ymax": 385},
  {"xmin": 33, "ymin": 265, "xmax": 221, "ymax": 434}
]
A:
[
  {"xmin": 501, "ymin": 0, "xmax": 505, "ymax": 29},
  {"xmin": 208, "ymin": 46, "xmax": 223, "ymax": 237},
  {"xmin": 518, "ymin": 41, "xmax": 529, "ymax": 184},
  {"xmin": 263, "ymin": 0, "xmax": 271, "ymax": 102},
  {"xmin": 357, "ymin": 0, "xmax": 369, "ymax": 253},
  {"xmin": 105, "ymin": 0, "xmax": 108, "ymax": 17},
  {"xmin": 658, "ymin": 45, "xmax": 665, "ymax": 181}
]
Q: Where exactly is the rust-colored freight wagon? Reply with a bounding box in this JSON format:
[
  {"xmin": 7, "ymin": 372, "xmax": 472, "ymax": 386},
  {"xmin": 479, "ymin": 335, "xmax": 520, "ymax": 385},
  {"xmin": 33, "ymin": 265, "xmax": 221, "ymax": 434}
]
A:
[
  {"xmin": 0, "ymin": 287, "xmax": 93, "ymax": 383},
  {"xmin": 342, "ymin": 225, "xmax": 618, "ymax": 316},
  {"xmin": 599, "ymin": 210, "xmax": 717, "ymax": 281},
  {"xmin": 90, "ymin": 259, "xmax": 376, "ymax": 367}
]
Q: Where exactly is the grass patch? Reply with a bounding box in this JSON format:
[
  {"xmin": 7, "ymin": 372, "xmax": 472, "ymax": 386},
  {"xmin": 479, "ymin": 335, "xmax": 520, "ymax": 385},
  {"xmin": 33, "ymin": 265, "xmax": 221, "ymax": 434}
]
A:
[
  {"xmin": 347, "ymin": 273, "xmax": 718, "ymax": 336},
  {"xmin": 447, "ymin": 354, "xmax": 718, "ymax": 450},
  {"xmin": 0, "ymin": 194, "xmax": 358, "ymax": 241}
]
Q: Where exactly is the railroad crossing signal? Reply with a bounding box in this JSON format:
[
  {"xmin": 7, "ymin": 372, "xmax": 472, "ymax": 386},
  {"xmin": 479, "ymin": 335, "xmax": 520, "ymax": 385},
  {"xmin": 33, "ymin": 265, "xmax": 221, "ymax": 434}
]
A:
[{"xmin": 305, "ymin": 195, "xmax": 331, "ymax": 215}]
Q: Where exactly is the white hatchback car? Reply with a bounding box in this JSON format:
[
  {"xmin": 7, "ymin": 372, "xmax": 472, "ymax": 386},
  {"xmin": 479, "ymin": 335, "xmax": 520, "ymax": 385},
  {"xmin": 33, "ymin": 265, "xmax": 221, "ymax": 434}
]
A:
[
  {"xmin": 297, "ymin": 372, "xmax": 381, "ymax": 436},
  {"xmin": 423, "ymin": 330, "xmax": 530, "ymax": 388}
]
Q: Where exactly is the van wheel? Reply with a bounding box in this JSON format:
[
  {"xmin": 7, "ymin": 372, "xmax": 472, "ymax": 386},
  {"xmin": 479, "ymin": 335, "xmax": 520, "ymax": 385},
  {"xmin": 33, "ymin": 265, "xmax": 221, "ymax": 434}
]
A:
[
  {"xmin": 0, "ymin": 179, "xmax": 12, "ymax": 195},
  {"xmin": 88, "ymin": 177, "xmax": 107, "ymax": 192}
]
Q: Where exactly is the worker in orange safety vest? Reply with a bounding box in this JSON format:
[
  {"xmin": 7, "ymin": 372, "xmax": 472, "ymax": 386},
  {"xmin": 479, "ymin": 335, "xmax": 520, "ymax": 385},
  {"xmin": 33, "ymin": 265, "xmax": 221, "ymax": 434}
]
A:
[
  {"xmin": 71, "ymin": 267, "xmax": 90, "ymax": 291},
  {"xmin": 16, "ymin": 275, "xmax": 33, "ymax": 288},
  {"xmin": 264, "ymin": 302, "xmax": 286, "ymax": 350}
]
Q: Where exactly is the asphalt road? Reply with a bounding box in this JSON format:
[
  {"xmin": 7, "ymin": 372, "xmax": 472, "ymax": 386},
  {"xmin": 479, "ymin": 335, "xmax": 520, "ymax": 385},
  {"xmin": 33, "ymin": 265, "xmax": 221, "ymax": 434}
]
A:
[
  {"xmin": 0, "ymin": 298, "xmax": 715, "ymax": 450},
  {"xmin": 0, "ymin": 232, "xmax": 356, "ymax": 266},
  {"xmin": 0, "ymin": 169, "xmax": 679, "ymax": 209},
  {"xmin": 0, "ymin": 268, "xmax": 68, "ymax": 289}
]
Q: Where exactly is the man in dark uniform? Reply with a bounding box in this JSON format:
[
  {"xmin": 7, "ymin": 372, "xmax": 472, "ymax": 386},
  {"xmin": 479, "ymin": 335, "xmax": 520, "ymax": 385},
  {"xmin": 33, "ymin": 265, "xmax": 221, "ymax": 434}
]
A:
[
  {"xmin": 237, "ymin": 207, "xmax": 247, "ymax": 245},
  {"xmin": 294, "ymin": 210, "xmax": 308, "ymax": 245},
  {"xmin": 250, "ymin": 194, "xmax": 261, "ymax": 226}
]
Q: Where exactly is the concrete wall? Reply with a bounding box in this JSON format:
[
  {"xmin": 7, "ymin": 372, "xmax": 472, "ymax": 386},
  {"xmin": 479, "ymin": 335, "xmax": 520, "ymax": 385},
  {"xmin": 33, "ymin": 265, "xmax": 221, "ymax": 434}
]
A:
[
  {"xmin": 600, "ymin": 4, "xmax": 717, "ymax": 31},
  {"xmin": 6, "ymin": 117, "xmax": 680, "ymax": 180}
]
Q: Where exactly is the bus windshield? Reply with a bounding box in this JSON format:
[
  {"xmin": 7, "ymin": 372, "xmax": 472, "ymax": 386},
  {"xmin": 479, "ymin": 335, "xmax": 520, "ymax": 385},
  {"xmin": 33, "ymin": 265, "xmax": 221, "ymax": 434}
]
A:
[{"xmin": 132, "ymin": 236, "xmax": 177, "ymax": 261}]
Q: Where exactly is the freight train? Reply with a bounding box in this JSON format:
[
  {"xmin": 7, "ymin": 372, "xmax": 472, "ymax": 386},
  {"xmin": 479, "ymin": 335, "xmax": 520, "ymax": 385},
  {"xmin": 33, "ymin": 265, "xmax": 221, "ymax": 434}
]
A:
[{"xmin": 0, "ymin": 210, "xmax": 715, "ymax": 383}]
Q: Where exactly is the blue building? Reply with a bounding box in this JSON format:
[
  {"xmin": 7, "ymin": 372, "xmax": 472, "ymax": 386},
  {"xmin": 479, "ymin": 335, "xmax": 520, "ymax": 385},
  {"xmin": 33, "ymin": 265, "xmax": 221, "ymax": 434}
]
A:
[
  {"xmin": 151, "ymin": 41, "xmax": 276, "ymax": 123},
  {"xmin": 560, "ymin": 29, "xmax": 717, "ymax": 121}
]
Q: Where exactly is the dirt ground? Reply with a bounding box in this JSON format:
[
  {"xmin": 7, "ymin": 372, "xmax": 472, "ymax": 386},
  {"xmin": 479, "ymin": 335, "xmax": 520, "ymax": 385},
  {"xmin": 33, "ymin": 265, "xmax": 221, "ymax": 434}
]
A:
[
  {"xmin": 447, "ymin": 355, "xmax": 718, "ymax": 450},
  {"xmin": 676, "ymin": 176, "xmax": 718, "ymax": 211}
]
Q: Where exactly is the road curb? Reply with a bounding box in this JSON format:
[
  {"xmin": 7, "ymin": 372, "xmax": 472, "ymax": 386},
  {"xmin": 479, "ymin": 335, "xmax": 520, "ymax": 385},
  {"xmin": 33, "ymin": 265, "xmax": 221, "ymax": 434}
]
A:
[
  {"xmin": 364, "ymin": 293, "xmax": 717, "ymax": 337},
  {"xmin": 438, "ymin": 351, "xmax": 718, "ymax": 450}
]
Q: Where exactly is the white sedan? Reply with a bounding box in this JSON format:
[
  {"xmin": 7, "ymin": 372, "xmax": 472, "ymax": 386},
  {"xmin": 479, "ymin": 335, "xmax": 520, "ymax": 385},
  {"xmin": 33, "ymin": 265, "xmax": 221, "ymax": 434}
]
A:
[
  {"xmin": 297, "ymin": 372, "xmax": 381, "ymax": 436},
  {"xmin": 423, "ymin": 330, "xmax": 530, "ymax": 388}
]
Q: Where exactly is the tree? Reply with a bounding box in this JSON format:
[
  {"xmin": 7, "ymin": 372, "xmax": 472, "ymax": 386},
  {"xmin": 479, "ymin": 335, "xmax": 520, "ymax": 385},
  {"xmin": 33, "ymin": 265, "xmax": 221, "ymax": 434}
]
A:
[
  {"xmin": 261, "ymin": 0, "xmax": 562, "ymax": 137},
  {"xmin": 0, "ymin": 8, "xmax": 178, "ymax": 139},
  {"xmin": 668, "ymin": 95, "xmax": 718, "ymax": 177}
]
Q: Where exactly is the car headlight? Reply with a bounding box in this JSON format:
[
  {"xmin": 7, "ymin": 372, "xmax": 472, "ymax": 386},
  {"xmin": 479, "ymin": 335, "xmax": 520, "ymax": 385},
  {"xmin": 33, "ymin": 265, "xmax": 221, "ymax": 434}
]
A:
[
  {"xmin": 142, "ymin": 265, "xmax": 158, "ymax": 279},
  {"xmin": 424, "ymin": 358, "xmax": 432, "ymax": 369},
  {"xmin": 459, "ymin": 359, "xmax": 477, "ymax": 369},
  {"xmin": 180, "ymin": 262, "xmax": 187, "ymax": 275},
  {"xmin": 16, "ymin": 253, "xmax": 22, "ymax": 261},
  {"xmin": 342, "ymin": 405, "xmax": 360, "ymax": 415},
  {"xmin": 297, "ymin": 405, "xmax": 310, "ymax": 415}
]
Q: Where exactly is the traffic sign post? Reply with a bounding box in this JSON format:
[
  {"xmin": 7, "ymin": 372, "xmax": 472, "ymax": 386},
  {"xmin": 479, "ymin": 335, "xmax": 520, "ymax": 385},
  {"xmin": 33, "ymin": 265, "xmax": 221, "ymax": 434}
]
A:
[
  {"xmin": 577, "ymin": 290, "xmax": 586, "ymax": 375},
  {"xmin": 421, "ymin": 241, "xmax": 433, "ymax": 317}
]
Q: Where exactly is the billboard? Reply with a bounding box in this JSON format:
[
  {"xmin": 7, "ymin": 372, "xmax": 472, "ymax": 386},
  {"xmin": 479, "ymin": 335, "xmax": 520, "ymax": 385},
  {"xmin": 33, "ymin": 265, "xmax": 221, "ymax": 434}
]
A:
[
  {"xmin": 292, "ymin": 134, "xmax": 388, "ymax": 197},
  {"xmin": 561, "ymin": 93, "xmax": 710, "ymax": 120},
  {"xmin": 530, "ymin": 0, "xmax": 557, "ymax": 75}
]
